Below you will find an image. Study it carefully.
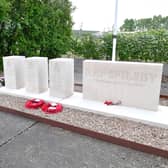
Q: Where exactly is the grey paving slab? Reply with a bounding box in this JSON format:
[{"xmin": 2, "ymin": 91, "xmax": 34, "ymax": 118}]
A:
[
  {"xmin": 0, "ymin": 122, "xmax": 168, "ymax": 168},
  {"xmin": 0, "ymin": 111, "xmax": 35, "ymax": 146}
]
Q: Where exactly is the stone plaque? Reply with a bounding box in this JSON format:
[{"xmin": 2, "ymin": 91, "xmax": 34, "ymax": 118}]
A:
[
  {"xmin": 3, "ymin": 56, "xmax": 25, "ymax": 89},
  {"xmin": 25, "ymin": 57, "xmax": 48, "ymax": 93},
  {"xmin": 49, "ymin": 58, "xmax": 74, "ymax": 98},
  {"xmin": 83, "ymin": 60, "xmax": 163, "ymax": 111}
]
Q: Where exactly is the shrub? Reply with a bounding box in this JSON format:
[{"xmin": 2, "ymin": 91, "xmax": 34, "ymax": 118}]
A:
[
  {"xmin": 101, "ymin": 30, "xmax": 168, "ymax": 63},
  {"xmin": 0, "ymin": 0, "xmax": 73, "ymax": 71}
]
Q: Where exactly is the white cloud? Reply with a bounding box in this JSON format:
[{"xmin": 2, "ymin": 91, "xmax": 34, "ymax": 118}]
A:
[{"xmin": 70, "ymin": 0, "xmax": 168, "ymax": 31}]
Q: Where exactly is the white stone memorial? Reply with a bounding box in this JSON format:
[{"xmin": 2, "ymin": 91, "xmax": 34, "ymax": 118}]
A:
[
  {"xmin": 25, "ymin": 57, "xmax": 48, "ymax": 93},
  {"xmin": 3, "ymin": 56, "xmax": 25, "ymax": 89},
  {"xmin": 83, "ymin": 60, "xmax": 163, "ymax": 111},
  {"xmin": 49, "ymin": 58, "xmax": 74, "ymax": 98}
]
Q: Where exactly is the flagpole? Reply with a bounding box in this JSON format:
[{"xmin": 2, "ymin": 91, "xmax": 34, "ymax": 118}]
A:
[{"xmin": 112, "ymin": 0, "xmax": 118, "ymax": 61}]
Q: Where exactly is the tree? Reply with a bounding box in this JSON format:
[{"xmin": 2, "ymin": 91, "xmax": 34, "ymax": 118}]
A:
[
  {"xmin": 71, "ymin": 33, "xmax": 102, "ymax": 59},
  {"xmin": 0, "ymin": 0, "xmax": 73, "ymax": 58},
  {"xmin": 120, "ymin": 19, "xmax": 136, "ymax": 32},
  {"xmin": 101, "ymin": 33, "xmax": 113, "ymax": 60},
  {"xmin": 136, "ymin": 18, "xmax": 153, "ymax": 31},
  {"xmin": 120, "ymin": 15, "xmax": 168, "ymax": 32},
  {"xmin": 0, "ymin": 0, "xmax": 10, "ymax": 69},
  {"xmin": 0, "ymin": 0, "xmax": 10, "ymax": 21},
  {"xmin": 152, "ymin": 15, "xmax": 163, "ymax": 29}
]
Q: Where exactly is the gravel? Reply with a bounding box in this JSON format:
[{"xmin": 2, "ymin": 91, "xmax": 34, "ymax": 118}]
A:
[{"xmin": 0, "ymin": 94, "xmax": 168, "ymax": 152}]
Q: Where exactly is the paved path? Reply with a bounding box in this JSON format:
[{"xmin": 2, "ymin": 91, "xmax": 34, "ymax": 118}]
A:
[{"xmin": 0, "ymin": 111, "xmax": 168, "ymax": 168}]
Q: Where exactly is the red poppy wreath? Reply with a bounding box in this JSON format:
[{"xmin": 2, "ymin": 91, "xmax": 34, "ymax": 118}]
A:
[
  {"xmin": 41, "ymin": 103, "xmax": 63, "ymax": 114},
  {"xmin": 25, "ymin": 99, "xmax": 45, "ymax": 109}
]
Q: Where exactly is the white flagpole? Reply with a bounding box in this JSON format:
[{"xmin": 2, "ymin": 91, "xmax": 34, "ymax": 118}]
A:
[{"xmin": 112, "ymin": 0, "xmax": 119, "ymax": 61}]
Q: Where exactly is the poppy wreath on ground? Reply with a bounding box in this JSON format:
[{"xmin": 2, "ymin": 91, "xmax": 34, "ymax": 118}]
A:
[
  {"xmin": 104, "ymin": 100, "xmax": 122, "ymax": 106},
  {"xmin": 25, "ymin": 99, "xmax": 45, "ymax": 109},
  {"xmin": 41, "ymin": 103, "xmax": 63, "ymax": 114}
]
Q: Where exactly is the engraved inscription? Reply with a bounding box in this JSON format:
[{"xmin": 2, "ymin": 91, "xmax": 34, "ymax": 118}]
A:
[{"xmin": 85, "ymin": 70, "xmax": 159, "ymax": 86}]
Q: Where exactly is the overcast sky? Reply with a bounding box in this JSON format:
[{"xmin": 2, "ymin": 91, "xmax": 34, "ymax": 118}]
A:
[{"xmin": 70, "ymin": 0, "xmax": 168, "ymax": 31}]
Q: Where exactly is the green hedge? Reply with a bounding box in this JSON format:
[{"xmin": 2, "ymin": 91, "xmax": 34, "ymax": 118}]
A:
[
  {"xmin": 72, "ymin": 29, "xmax": 168, "ymax": 63},
  {"xmin": 117, "ymin": 30, "xmax": 168, "ymax": 62},
  {"xmin": 0, "ymin": 0, "xmax": 73, "ymax": 71},
  {"xmin": 71, "ymin": 34, "xmax": 102, "ymax": 60},
  {"xmin": 1, "ymin": 29, "xmax": 168, "ymax": 71}
]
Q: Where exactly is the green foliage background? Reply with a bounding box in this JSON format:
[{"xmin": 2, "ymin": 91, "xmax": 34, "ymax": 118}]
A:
[
  {"xmin": 72, "ymin": 30, "xmax": 168, "ymax": 63},
  {"xmin": 0, "ymin": 0, "xmax": 73, "ymax": 70},
  {"xmin": 117, "ymin": 30, "xmax": 168, "ymax": 62},
  {"xmin": 120, "ymin": 15, "xmax": 168, "ymax": 32},
  {"xmin": 1, "ymin": 3, "xmax": 168, "ymax": 72}
]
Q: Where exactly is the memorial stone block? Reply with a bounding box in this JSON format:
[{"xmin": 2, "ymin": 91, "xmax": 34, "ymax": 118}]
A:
[
  {"xmin": 25, "ymin": 57, "xmax": 48, "ymax": 93},
  {"xmin": 83, "ymin": 60, "xmax": 163, "ymax": 111},
  {"xmin": 49, "ymin": 58, "xmax": 74, "ymax": 98},
  {"xmin": 3, "ymin": 56, "xmax": 25, "ymax": 89}
]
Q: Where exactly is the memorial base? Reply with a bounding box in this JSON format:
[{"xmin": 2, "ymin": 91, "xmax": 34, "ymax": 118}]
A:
[{"xmin": 0, "ymin": 87, "xmax": 168, "ymax": 158}]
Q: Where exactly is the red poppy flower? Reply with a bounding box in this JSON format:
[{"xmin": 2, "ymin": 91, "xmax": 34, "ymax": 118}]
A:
[
  {"xmin": 104, "ymin": 100, "xmax": 113, "ymax": 105},
  {"xmin": 41, "ymin": 102, "xmax": 63, "ymax": 114},
  {"xmin": 25, "ymin": 99, "xmax": 45, "ymax": 109},
  {"xmin": 104, "ymin": 100, "xmax": 122, "ymax": 105}
]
